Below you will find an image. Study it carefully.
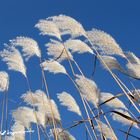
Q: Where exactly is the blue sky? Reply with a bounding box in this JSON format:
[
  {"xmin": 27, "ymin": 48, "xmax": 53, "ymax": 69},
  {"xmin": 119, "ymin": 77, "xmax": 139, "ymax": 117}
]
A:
[{"xmin": 0, "ymin": 0, "xmax": 140, "ymax": 140}]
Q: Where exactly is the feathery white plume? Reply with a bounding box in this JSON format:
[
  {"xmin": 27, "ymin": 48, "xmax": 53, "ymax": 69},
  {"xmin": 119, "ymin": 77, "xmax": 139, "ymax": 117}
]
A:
[
  {"xmin": 64, "ymin": 39, "xmax": 93, "ymax": 54},
  {"xmin": 12, "ymin": 107, "xmax": 36, "ymax": 129},
  {"xmin": 125, "ymin": 52, "xmax": 140, "ymax": 79},
  {"xmin": 50, "ymin": 128, "xmax": 76, "ymax": 140},
  {"xmin": 38, "ymin": 99, "xmax": 61, "ymax": 125},
  {"xmin": 21, "ymin": 90, "xmax": 48, "ymax": 106},
  {"xmin": 100, "ymin": 92, "xmax": 127, "ymax": 110},
  {"xmin": 47, "ymin": 14, "xmax": 86, "ymax": 38},
  {"xmin": 36, "ymin": 111, "xmax": 46, "ymax": 128},
  {"xmin": 0, "ymin": 71, "xmax": 9, "ymax": 92},
  {"xmin": 11, "ymin": 122, "xmax": 25, "ymax": 140},
  {"xmin": 111, "ymin": 109, "xmax": 139, "ymax": 129},
  {"xmin": 75, "ymin": 75, "xmax": 100, "ymax": 107},
  {"xmin": 0, "ymin": 47, "xmax": 26, "ymax": 77},
  {"xmin": 100, "ymin": 55, "xmax": 124, "ymax": 72},
  {"xmin": 86, "ymin": 29, "xmax": 125, "ymax": 57},
  {"xmin": 126, "ymin": 63, "xmax": 140, "ymax": 79},
  {"xmin": 35, "ymin": 20, "xmax": 61, "ymax": 40},
  {"xmin": 57, "ymin": 92, "xmax": 82, "ymax": 116},
  {"xmin": 96, "ymin": 121, "xmax": 116, "ymax": 140},
  {"xmin": 46, "ymin": 39, "xmax": 73, "ymax": 62},
  {"xmin": 21, "ymin": 90, "xmax": 61, "ymax": 124},
  {"xmin": 10, "ymin": 36, "xmax": 41, "ymax": 61},
  {"xmin": 40, "ymin": 60, "xmax": 67, "ymax": 74},
  {"xmin": 126, "ymin": 52, "xmax": 140, "ymax": 64}
]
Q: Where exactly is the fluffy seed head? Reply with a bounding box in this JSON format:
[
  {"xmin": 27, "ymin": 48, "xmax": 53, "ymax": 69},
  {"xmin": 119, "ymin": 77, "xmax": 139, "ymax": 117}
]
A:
[
  {"xmin": 57, "ymin": 92, "xmax": 82, "ymax": 116},
  {"xmin": 0, "ymin": 71, "xmax": 9, "ymax": 92},
  {"xmin": 100, "ymin": 55, "xmax": 124, "ymax": 72},
  {"xmin": 111, "ymin": 109, "xmax": 139, "ymax": 129},
  {"xmin": 87, "ymin": 29, "xmax": 125, "ymax": 57},
  {"xmin": 100, "ymin": 92, "xmax": 127, "ymax": 110},
  {"xmin": 47, "ymin": 14, "xmax": 86, "ymax": 38},
  {"xmin": 38, "ymin": 99, "xmax": 61, "ymax": 125},
  {"xmin": 21, "ymin": 90, "xmax": 48, "ymax": 106},
  {"xmin": 64, "ymin": 39, "xmax": 93, "ymax": 54},
  {"xmin": 46, "ymin": 39, "xmax": 73, "ymax": 62},
  {"xmin": 125, "ymin": 52, "xmax": 140, "ymax": 79},
  {"xmin": 0, "ymin": 47, "xmax": 26, "ymax": 77},
  {"xmin": 40, "ymin": 60, "xmax": 67, "ymax": 74},
  {"xmin": 35, "ymin": 20, "xmax": 61, "ymax": 40},
  {"xmin": 75, "ymin": 75, "xmax": 100, "ymax": 107},
  {"xmin": 11, "ymin": 122, "xmax": 25, "ymax": 140},
  {"xmin": 36, "ymin": 111, "xmax": 46, "ymax": 128},
  {"xmin": 21, "ymin": 90, "xmax": 61, "ymax": 125},
  {"xmin": 126, "ymin": 63, "xmax": 140, "ymax": 79},
  {"xmin": 10, "ymin": 36, "xmax": 41, "ymax": 61},
  {"xmin": 12, "ymin": 107, "xmax": 36, "ymax": 129},
  {"xmin": 126, "ymin": 52, "xmax": 140, "ymax": 64}
]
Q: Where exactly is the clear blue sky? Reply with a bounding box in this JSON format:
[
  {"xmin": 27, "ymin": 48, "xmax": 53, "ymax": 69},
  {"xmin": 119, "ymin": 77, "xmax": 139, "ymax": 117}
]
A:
[{"xmin": 0, "ymin": 0, "xmax": 140, "ymax": 140}]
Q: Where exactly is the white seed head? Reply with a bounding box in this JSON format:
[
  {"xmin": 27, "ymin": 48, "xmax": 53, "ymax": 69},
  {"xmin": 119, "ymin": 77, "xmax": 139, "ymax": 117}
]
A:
[
  {"xmin": 21, "ymin": 90, "xmax": 61, "ymax": 125},
  {"xmin": 0, "ymin": 71, "xmax": 9, "ymax": 92},
  {"xmin": 12, "ymin": 107, "xmax": 36, "ymax": 129},
  {"xmin": 125, "ymin": 52, "xmax": 140, "ymax": 79},
  {"xmin": 100, "ymin": 92, "xmax": 127, "ymax": 110},
  {"xmin": 64, "ymin": 39, "xmax": 93, "ymax": 54},
  {"xmin": 10, "ymin": 36, "xmax": 41, "ymax": 61},
  {"xmin": 75, "ymin": 75, "xmax": 100, "ymax": 107},
  {"xmin": 0, "ymin": 47, "xmax": 26, "ymax": 77},
  {"xmin": 126, "ymin": 52, "xmax": 140, "ymax": 64},
  {"xmin": 40, "ymin": 60, "xmax": 67, "ymax": 74},
  {"xmin": 35, "ymin": 20, "xmax": 61, "ymax": 40},
  {"xmin": 46, "ymin": 39, "xmax": 73, "ymax": 62},
  {"xmin": 38, "ymin": 99, "xmax": 61, "ymax": 125},
  {"xmin": 87, "ymin": 29, "xmax": 125, "ymax": 57},
  {"xmin": 100, "ymin": 55, "xmax": 124, "ymax": 72},
  {"xmin": 111, "ymin": 109, "xmax": 139, "ymax": 129},
  {"xmin": 57, "ymin": 92, "xmax": 82, "ymax": 116},
  {"xmin": 11, "ymin": 122, "xmax": 25, "ymax": 140},
  {"xmin": 126, "ymin": 63, "xmax": 140, "ymax": 79},
  {"xmin": 47, "ymin": 14, "xmax": 86, "ymax": 38},
  {"xmin": 36, "ymin": 111, "xmax": 46, "ymax": 128},
  {"xmin": 21, "ymin": 90, "xmax": 48, "ymax": 106}
]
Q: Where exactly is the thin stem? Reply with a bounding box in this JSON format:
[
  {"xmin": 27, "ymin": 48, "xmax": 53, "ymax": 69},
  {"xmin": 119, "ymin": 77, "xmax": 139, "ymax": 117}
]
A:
[
  {"xmin": 64, "ymin": 49, "xmax": 76, "ymax": 77},
  {"xmin": 39, "ymin": 126, "xmax": 50, "ymax": 140},
  {"xmin": 26, "ymin": 77, "xmax": 41, "ymax": 140},
  {"xmin": 91, "ymin": 55, "xmax": 97, "ymax": 78},
  {"xmin": 119, "ymin": 129, "xmax": 140, "ymax": 140},
  {"xmin": 40, "ymin": 58, "xmax": 58, "ymax": 140},
  {"xmin": 126, "ymin": 123, "xmax": 133, "ymax": 140},
  {"xmin": 0, "ymin": 93, "xmax": 5, "ymax": 139},
  {"xmin": 5, "ymin": 91, "xmax": 8, "ymax": 134},
  {"xmin": 73, "ymin": 60, "xmax": 84, "ymax": 75},
  {"xmin": 85, "ymin": 99, "xmax": 105, "ymax": 140}
]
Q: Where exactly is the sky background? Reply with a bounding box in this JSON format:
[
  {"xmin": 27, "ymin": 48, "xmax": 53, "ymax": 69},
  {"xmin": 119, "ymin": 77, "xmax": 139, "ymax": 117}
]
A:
[{"xmin": 0, "ymin": 0, "xmax": 140, "ymax": 140}]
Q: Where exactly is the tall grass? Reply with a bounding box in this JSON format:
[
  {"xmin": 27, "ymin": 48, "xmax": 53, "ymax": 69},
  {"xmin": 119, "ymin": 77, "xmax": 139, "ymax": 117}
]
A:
[{"xmin": 0, "ymin": 14, "xmax": 140, "ymax": 140}]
